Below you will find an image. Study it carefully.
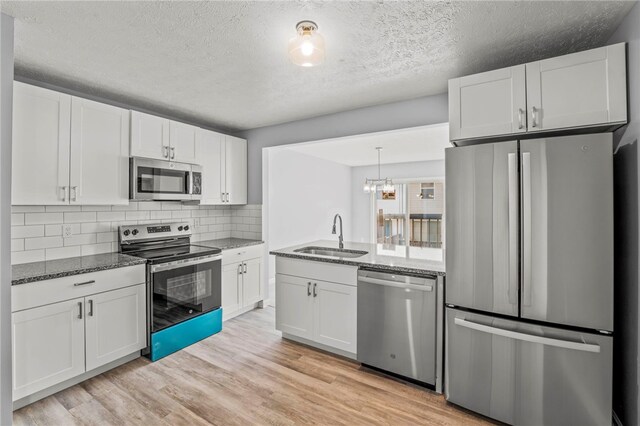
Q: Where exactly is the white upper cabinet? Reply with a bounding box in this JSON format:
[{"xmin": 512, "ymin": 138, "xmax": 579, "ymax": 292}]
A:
[
  {"xmin": 12, "ymin": 82, "xmax": 71, "ymax": 205},
  {"xmin": 70, "ymin": 97, "xmax": 130, "ymax": 205},
  {"xmin": 449, "ymin": 43, "xmax": 627, "ymax": 142},
  {"xmin": 449, "ymin": 65, "xmax": 527, "ymax": 141},
  {"xmin": 169, "ymin": 120, "xmax": 198, "ymax": 163},
  {"xmin": 526, "ymin": 43, "xmax": 627, "ymax": 132},
  {"xmin": 225, "ymin": 136, "xmax": 248, "ymax": 205},
  {"xmin": 196, "ymin": 129, "xmax": 247, "ymax": 205},
  {"xmin": 130, "ymin": 110, "xmax": 169, "ymax": 161},
  {"xmin": 12, "ymin": 82, "xmax": 130, "ymax": 205},
  {"xmin": 131, "ymin": 110, "xmax": 198, "ymax": 163},
  {"xmin": 196, "ymin": 129, "xmax": 225, "ymax": 204}
]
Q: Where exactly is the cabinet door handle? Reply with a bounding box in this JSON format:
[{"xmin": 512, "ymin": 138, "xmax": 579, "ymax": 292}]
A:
[
  {"xmin": 163, "ymin": 146, "xmax": 169, "ymax": 158},
  {"xmin": 226, "ymin": 193, "xmax": 230, "ymax": 203},
  {"xmin": 313, "ymin": 283, "xmax": 317, "ymax": 297},
  {"xmin": 243, "ymin": 263, "xmax": 247, "ymax": 274},
  {"xmin": 238, "ymin": 263, "xmax": 243, "ymax": 275},
  {"xmin": 531, "ymin": 106, "xmax": 538, "ymax": 128},
  {"xmin": 170, "ymin": 147, "xmax": 175, "ymax": 160},
  {"xmin": 61, "ymin": 186, "xmax": 68, "ymax": 202},
  {"xmin": 88, "ymin": 299, "xmax": 94, "ymax": 317},
  {"xmin": 74, "ymin": 280, "xmax": 95, "ymax": 287},
  {"xmin": 307, "ymin": 282, "xmax": 311, "ymax": 296},
  {"xmin": 518, "ymin": 108, "xmax": 524, "ymax": 129},
  {"xmin": 77, "ymin": 301, "xmax": 83, "ymax": 319},
  {"xmin": 71, "ymin": 186, "xmax": 78, "ymax": 202},
  {"xmin": 221, "ymin": 192, "xmax": 225, "ymax": 203}
]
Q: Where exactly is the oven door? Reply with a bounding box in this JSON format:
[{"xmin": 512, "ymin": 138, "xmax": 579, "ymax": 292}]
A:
[
  {"xmin": 130, "ymin": 157, "xmax": 193, "ymax": 201},
  {"xmin": 150, "ymin": 255, "xmax": 222, "ymax": 332}
]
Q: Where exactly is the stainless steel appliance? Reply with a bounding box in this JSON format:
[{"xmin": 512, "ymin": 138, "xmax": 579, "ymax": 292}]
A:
[
  {"xmin": 119, "ymin": 222, "xmax": 222, "ymax": 361},
  {"xmin": 357, "ymin": 268, "xmax": 444, "ymax": 391},
  {"xmin": 445, "ymin": 133, "xmax": 613, "ymax": 425},
  {"xmin": 130, "ymin": 157, "xmax": 202, "ymax": 201}
]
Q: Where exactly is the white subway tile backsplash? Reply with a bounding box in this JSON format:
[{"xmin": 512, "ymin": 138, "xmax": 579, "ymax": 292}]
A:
[
  {"xmin": 64, "ymin": 233, "xmax": 97, "ymax": 247},
  {"xmin": 10, "ymin": 203, "xmax": 262, "ymax": 264},
  {"xmin": 11, "ymin": 214, "xmax": 24, "ymax": 226},
  {"xmin": 64, "ymin": 212, "xmax": 97, "ymax": 223},
  {"xmin": 125, "ymin": 211, "xmax": 150, "ymax": 221},
  {"xmin": 45, "ymin": 224, "xmax": 63, "ymax": 237},
  {"xmin": 11, "ymin": 239, "xmax": 24, "ymax": 252},
  {"xmin": 25, "ymin": 236, "xmax": 63, "ymax": 250},
  {"xmin": 12, "ymin": 249, "xmax": 45, "ymax": 264},
  {"xmin": 46, "ymin": 246, "xmax": 81, "ymax": 261},
  {"xmin": 81, "ymin": 243, "xmax": 112, "ymax": 256},
  {"xmin": 12, "ymin": 206, "xmax": 45, "ymax": 213},
  {"xmin": 25, "ymin": 212, "xmax": 63, "ymax": 225},
  {"xmin": 12, "ymin": 225, "xmax": 45, "ymax": 239},
  {"xmin": 45, "ymin": 205, "xmax": 82, "ymax": 213},
  {"xmin": 97, "ymin": 211, "xmax": 126, "ymax": 222}
]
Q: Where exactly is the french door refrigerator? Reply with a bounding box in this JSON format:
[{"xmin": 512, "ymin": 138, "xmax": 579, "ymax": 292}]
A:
[{"xmin": 445, "ymin": 133, "xmax": 613, "ymax": 426}]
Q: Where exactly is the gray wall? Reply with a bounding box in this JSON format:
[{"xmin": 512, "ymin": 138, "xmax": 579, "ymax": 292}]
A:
[
  {"xmin": 608, "ymin": 2, "xmax": 640, "ymax": 425},
  {"xmin": 0, "ymin": 12, "xmax": 13, "ymax": 424},
  {"xmin": 237, "ymin": 93, "xmax": 448, "ymax": 204}
]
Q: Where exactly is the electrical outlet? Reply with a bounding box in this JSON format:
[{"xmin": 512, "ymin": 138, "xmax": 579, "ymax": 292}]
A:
[
  {"xmin": 193, "ymin": 218, "xmax": 200, "ymax": 228},
  {"xmin": 62, "ymin": 224, "xmax": 74, "ymax": 238}
]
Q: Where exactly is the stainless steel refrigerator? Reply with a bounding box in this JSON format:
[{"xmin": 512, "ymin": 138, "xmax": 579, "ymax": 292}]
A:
[{"xmin": 445, "ymin": 133, "xmax": 613, "ymax": 425}]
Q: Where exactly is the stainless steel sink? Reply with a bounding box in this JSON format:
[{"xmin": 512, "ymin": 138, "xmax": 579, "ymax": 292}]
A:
[{"xmin": 294, "ymin": 246, "xmax": 368, "ymax": 258}]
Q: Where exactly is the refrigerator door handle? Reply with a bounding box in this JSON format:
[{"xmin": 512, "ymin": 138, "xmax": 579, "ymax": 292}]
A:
[
  {"xmin": 522, "ymin": 151, "xmax": 532, "ymax": 306},
  {"xmin": 507, "ymin": 152, "xmax": 519, "ymax": 305},
  {"xmin": 454, "ymin": 318, "xmax": 600, "ymax": 353}
]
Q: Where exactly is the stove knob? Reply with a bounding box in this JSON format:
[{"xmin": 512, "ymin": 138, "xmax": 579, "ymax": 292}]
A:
[
  {"xmin": 183, "ymin": 225, "xmax": 189, "ymax": 231},
  {"xmin": 131, "ymin": 229, "xmax": 139, "ymax": 236},
  {"xmin": 177, "ymin": 226, "xmax": 183, "ymax": 231},
  {"xmin": 123, "ymin": 230, "xmax": 130, "ymax": 236}
]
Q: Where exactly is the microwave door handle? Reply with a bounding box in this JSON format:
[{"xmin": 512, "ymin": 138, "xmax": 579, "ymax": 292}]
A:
[{"xmin": 188, "ymin": 171, "xmax": 193, "ymax": 195}]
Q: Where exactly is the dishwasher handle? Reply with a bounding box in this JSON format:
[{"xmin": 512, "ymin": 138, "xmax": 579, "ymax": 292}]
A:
[{"xmin": 358, "ymin": 276, "xmax": 433, "ymax": 292}]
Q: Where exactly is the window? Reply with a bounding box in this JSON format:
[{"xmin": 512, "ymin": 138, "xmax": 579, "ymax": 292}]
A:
[{"xmin": 372, "ymin": 179, "xmax": 444, "ymax": 259}]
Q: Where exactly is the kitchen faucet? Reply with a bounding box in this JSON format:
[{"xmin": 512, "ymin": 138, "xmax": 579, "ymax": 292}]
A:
[{"xmin": 332, "ymin": 214, "xmax": 344, "ymax": 249}]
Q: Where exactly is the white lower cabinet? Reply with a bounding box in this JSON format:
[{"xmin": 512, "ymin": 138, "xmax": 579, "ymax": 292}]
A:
[
  {"xmin": 85, "ymin": 284, "xmax": 146, "ymax": 371},
  {"xmin": 12, "ymin": 298, "xmax": 85, "ymax": 401},
  {"xmin": 275, "ymin": 258, "xmax": 358, "ymax": 356},
  {"xmin": 11, "ymin": 266, "xmax": 147, "ymax": 403},
  {"xmin": 221, "ymin": 244, "xmax": 264, "ymax": 321}
]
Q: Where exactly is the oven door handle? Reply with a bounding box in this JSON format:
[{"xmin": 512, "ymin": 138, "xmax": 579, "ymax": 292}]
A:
[{"xmin": 150, "ymin": 254, "xmax": 222, "ymax": 273}]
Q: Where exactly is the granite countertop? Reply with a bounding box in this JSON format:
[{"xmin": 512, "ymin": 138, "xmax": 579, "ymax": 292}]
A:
[
  {"xmin": 270, "ymin": 240, "xmax": 445, "ymax": 276},
  {"xmin": 12, "ymin": 253, "xmax": 147, "ymax": 286},
  {"xmin": 196, "ymin": 238, "xmax": 264, "ymax": 251}
]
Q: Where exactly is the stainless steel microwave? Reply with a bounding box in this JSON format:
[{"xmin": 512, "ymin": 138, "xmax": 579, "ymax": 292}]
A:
[{"xmin": 130, "ymin": 157, "xmax": 202, "ymax": 201}]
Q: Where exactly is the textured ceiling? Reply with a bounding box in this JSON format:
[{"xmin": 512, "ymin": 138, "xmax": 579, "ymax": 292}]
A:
[
  {"xmin": 286, "ymin": 124, "xmax": 450, "ymax": 167},
  {"xmin": 1, "ymin": 1, "xmax": 635, "ymax": 131}
]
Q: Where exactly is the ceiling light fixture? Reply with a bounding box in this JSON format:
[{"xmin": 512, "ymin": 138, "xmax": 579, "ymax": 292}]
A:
[
  {"xmin": 363, "ymin": 147, "xmax": 395, "ymax": 193},
  {"xmin": 288, "ymin": 20, "xmax": 325, "ymax": 67}
]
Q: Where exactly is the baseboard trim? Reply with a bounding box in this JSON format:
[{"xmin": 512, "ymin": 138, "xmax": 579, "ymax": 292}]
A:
[
  {"xmin": 281, "ymin": 332, "xmax": 356, "ymax": 360},
  {"xmin": 13, "ymin": 351, "xmax": 141, "ymax": 410}
]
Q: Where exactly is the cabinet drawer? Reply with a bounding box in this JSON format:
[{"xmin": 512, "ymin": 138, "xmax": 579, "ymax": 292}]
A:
[
  {"xmin": 222, "ymin": 244, "xmax": 263, "ymax": 265},
  {"xmin": 276, "ymin": 257, "xmax": 357, "ymax": 286},
  {"xmin": 12, "ymin": 265, "xmax": 146, "ymax": 312}
]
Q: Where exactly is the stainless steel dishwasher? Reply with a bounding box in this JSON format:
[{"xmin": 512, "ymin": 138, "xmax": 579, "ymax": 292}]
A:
[{"xmin": 357, "ymin": 268, "xmax": 443, "ymax": 390}]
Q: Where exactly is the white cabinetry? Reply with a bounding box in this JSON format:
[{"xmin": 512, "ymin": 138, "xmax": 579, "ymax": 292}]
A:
[
  {"xmin": 85, "ymin": 284, "xmax": 146, "ymax": 371},
  {"xmin": 12, "ymin": 298, "xmax": 85, "ymax": 401},
  {"xmin": 448, "ymin": 43, "xmax": 627, "ymax": 142},
  {"xmin": 275, "ymin": 257, "xmax": 357, "ymax": 357},
  {"xmin": 449, "ymin": 65, "xmax": 526, "ymax": 141},
  {"xmin": 12, "ymin": 82, "xmax": 71, "ymax": 205},
  {"xmin": 196, "ymin": 129, "xmax": 247, "ymax": 205},
  {"xmin": 525, "ymin": 43, "xmax": 627, "ymax": 132},
  {"xmin": 11, "ymin": 265, "xmax": 146, "ymax": 403},
  {"xmin": 70, "ymin": 97, "xmax": 130, "ymax": 205},
  {"xmin": 12, "ymin": 81, "xmax": 130, "ymax": 205},
  {"xmin": 130, "ymin": 110, "xmax": 198, "ymax": 163},
  {"xmin": 221, "ymin": 244, "xmax": 263, "ymax": 321}
]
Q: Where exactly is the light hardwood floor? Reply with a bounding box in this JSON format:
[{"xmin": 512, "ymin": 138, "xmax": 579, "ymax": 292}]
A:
[{"xmin": 14, "ymin": 307, "xmax": 493, "ymax": 425}]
